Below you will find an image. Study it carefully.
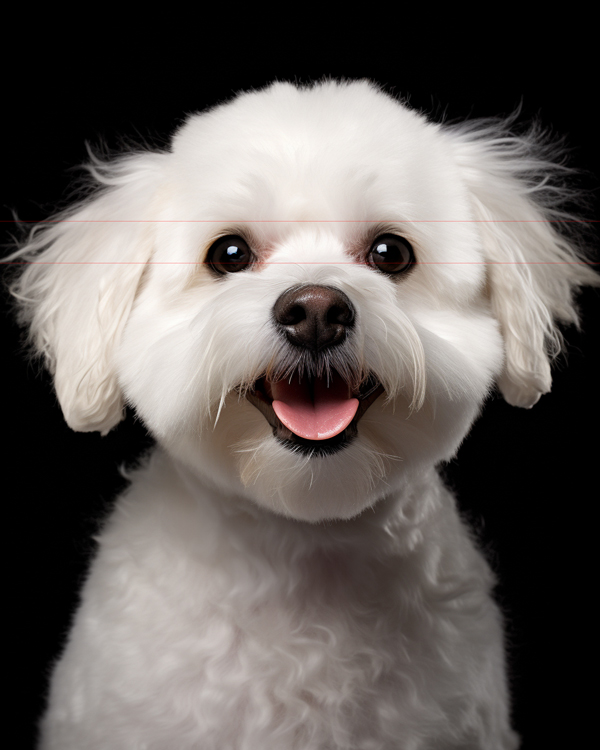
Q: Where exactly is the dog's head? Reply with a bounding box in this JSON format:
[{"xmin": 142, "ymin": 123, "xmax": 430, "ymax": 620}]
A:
[{"xmin": 11, "ymin": 80, "xmax": 597, "ymax": 521}]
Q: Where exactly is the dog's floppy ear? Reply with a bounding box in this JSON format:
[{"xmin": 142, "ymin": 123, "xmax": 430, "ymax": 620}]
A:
[
  {"xmin": 448, "ymin": 119, "xmax": 598, "ymax": 408},
  {"xmin": 8, "ymin": 150, "xmax": 166, "ymax": 434}
]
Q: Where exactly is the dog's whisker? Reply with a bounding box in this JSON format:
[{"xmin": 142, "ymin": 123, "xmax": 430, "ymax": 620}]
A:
[{"xmin": 213, "ymin": 393, "xmax": 227, "ymax": 428}]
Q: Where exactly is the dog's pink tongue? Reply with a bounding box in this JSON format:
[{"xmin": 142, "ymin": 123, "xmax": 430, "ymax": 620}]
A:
[{"xmin": 270, "ymin": 372, "xmax": 359, "ymax": 440}]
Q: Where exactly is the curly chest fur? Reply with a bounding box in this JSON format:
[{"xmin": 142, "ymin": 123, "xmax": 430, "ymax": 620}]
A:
[{"xmin": 42, "ymin": 456, "xmax": 512, "ymax": 749}]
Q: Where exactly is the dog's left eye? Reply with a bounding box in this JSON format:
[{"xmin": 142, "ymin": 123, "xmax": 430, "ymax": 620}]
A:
[
  {"xmin": 368, "ymin": 234, "xmax": 415, "ymax": 275},
  {"xmin": 206, "ymin": 235, "xmax": 255, "ymax": 274}
]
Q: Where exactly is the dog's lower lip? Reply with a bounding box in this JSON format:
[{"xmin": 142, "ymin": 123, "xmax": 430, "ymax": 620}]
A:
[{"xmin": 244, "ymin": 374, "xmax": 384, "ymax": 453}]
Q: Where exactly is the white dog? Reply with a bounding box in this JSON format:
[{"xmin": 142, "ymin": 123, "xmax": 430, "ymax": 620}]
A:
[{"xmin": 10, "ymin": 79, "xmax": 597, "ymax": 749}]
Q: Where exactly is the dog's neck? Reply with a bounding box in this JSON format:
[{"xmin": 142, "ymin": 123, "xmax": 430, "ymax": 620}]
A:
[{"xmin": 162, "ymin": 446, "xmax": 441, "ymax": 559}]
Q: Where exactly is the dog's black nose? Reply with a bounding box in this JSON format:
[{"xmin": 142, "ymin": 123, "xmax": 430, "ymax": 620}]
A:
[{"xmin": 273, "ymin": 285, "xmax": 355, "ymax": 352}]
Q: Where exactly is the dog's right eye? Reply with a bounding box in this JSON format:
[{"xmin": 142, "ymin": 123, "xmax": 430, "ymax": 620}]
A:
[{"xmin": 206, "ymin": 235, "xmax": 254, "ymax": 274}]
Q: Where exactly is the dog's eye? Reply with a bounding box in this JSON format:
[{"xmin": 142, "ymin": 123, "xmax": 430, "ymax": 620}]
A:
[
  {"xmin": 206, "ymin": 235, "xmax": 254, "ymax": 274},
  {"xmin": 368, "ymin": 234, "xmax": 414, "ymax": 275}
]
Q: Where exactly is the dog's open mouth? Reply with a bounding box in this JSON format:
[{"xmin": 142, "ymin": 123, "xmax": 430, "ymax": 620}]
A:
[{"xmin": 245, "ymin": 371, "xmax": 384, "ymax": 455}]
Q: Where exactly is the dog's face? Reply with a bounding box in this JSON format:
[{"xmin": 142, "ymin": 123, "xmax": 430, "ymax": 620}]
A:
[
  {"xmin": 115, "ymin": 83, "xmax": 504, "ymax": 522},
  {"xmin": 13, "ymin": 80, "xmax": 595, "ymax": 522}
]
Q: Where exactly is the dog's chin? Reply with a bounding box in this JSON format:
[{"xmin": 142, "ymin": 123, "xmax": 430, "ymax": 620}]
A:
[{"xmin": 244, "ymin": 372, "xmax": 385, "ymax": 457}]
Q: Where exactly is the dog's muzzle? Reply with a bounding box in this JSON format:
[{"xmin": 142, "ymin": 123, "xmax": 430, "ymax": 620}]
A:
[{"xmin": 245, "ymin": 285, "xmax": 384, "ymax": 456}]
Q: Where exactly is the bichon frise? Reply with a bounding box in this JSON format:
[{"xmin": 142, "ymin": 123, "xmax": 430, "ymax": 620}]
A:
[{"xmin": 9, "ymin": 79, "xmax": 597, "ymax": 749}]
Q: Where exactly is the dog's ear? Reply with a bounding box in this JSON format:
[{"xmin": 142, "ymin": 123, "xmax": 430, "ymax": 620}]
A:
[
  {"xmin": 8, "ymin": 150, "xmax": 166, "ymax": 434},
  {"xmin": 448, "ymin": 119, "xmax": 598, "ymax": 408}
]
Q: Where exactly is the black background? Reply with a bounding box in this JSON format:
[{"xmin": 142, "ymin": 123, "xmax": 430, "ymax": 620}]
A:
[{"xmin": 2, "ymin": 21, "xmax": 598, "ymax": 750}]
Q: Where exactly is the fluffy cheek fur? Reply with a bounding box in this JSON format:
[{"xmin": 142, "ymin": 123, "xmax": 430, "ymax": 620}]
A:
[{"xmin": 116, "ymin": 260, "xmax": 503, "ymax": 522}]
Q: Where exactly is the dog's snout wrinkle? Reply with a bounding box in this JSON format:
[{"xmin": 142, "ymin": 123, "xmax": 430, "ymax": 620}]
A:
[{"xmin": 273, "ymin": 285, "xmax": 355, "ymax": 352}]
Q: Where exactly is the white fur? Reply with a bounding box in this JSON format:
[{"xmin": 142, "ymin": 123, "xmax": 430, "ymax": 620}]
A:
[{"xmin": 9, "ymin": 79, "xmax": 597, "ymax": 749}]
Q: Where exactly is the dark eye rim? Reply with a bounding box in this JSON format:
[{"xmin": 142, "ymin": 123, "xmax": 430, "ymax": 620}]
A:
[
  {"xmin": 206, "ymin": 234, "xmax": 255, "ymax": 275},
  {"xmin": 367, "ymin": 233, "xmax": 415, "ymax": 275}
]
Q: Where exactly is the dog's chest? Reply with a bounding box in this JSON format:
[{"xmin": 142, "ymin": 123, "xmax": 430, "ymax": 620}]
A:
[
  {"xmin": 139, "ymin": 544, "xmax": 426, "ymax": 742},
  {"xmin": 46, "ymin": 469, "xmax": 505, "ymax": 748}
]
